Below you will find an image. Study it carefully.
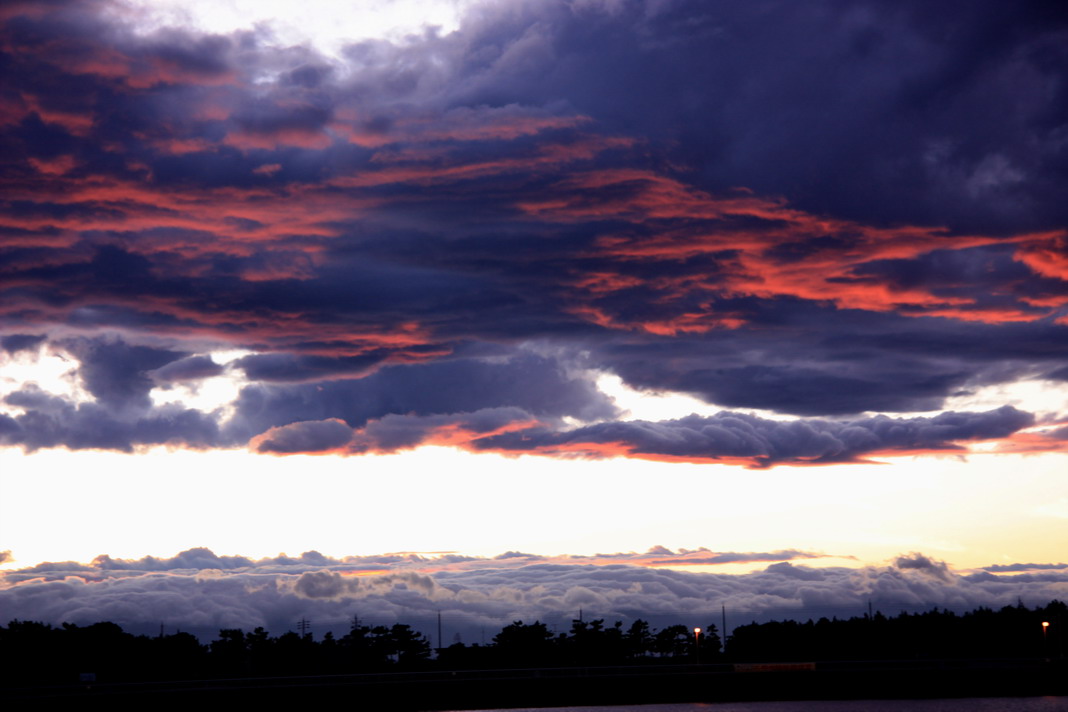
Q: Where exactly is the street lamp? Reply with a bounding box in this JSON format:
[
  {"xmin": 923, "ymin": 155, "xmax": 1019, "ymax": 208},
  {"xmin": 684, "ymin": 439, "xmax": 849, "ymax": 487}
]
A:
[{"xmin": 694, "ymin": 627, "xmax": 702, "ymax": 664}]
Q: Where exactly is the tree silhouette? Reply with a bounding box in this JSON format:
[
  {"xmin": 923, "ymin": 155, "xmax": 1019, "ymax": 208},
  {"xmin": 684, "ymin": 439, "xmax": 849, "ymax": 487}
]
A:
[
  {"xmin": 624, "ymin": 619, "xmax": 652, "ymax": 659},
  {"xmin": 492, "ymin": 620, "xmax": 557, "ymax": 667},
  {"xmin": 653, "ymin": 624, "xmax": 691, "ymax": 658},
  {"xmin": 4, "ymin": 599, "xmax": 1066, "ymax": 685}
]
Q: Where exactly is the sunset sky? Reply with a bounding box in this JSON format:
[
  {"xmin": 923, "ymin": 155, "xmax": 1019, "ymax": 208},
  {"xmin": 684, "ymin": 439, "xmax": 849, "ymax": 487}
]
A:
[{"xmin": 1, "ymin": 0, "xmax": 1066, "ymax": 640}]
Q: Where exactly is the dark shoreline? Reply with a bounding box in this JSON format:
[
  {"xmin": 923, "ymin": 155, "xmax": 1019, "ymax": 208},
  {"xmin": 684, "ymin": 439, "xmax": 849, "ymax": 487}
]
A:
[{"xmin": 10, "ymin": 659, "xmax": 1067, "ymax": 708}]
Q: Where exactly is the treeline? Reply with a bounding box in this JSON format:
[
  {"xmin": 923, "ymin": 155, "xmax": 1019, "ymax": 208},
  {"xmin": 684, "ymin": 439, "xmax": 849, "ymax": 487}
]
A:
[
  {"xmin": 729, "ymin": 600, "xmax": 1065, "ymax": 662},
  {"xmin": 2, "ymin": 600, "xmax": 1063, "ymax": 685}
]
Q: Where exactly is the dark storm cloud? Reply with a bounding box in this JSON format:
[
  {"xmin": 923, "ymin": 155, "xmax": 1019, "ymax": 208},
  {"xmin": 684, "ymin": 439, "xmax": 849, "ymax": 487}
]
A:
[
  {"xmin": 149, "ymin": 355, "xmax": 224, "ymax": 383},
  {"xmin": 0, "ymin": 333, "xmax": 44, "ymax": 353},
  {"xmin": 0, "ymin": 0, "xmax": 1064, "ymax": 457},
  {"xmin": 593, "ymin": 312, "xmax": 1068, "ymax": 416},
  {"xmin": 227, "ymin": 351, "xmax": 617, "ymax": 442},
  {"xmin": 61, "ymin": 336, "xmax": 185, "ymax": 410},
  {"xmin": 0, "ymin": 385, "xmax": 220, "ymax": 451},
  {"xmin": 3, "ymin": 549, "xmax": 1066, "ymax": 641},
  {"xmin": 471, "ymin": 406, "xmax": 1034, "ymax": 467},
  {"xmin": 1047, "ymin": 366, "xmax": 1068, "ymax": 382},
  {"xmin": 442, "ymin": 0, "xmax": 1068, "ymax": 234},
  {"xmin": 252, "ymin": 418, "xmax": 354, "ymax": 454}
]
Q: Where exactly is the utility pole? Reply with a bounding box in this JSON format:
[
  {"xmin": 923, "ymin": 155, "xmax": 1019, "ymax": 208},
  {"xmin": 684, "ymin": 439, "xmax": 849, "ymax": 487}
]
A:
[{"xmin": 297, "ymin": 618, "xmax": 311, "ymax": 637}]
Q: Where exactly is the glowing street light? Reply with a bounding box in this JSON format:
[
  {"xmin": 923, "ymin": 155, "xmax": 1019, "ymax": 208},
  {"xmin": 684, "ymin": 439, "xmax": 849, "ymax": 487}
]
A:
[
  {"xmin": 693, "ymin": 627, "xmax": 702, "ymax": 664},
  {"xmin": 1043, "ymin": 621, "xmax": 1050, "ymax": 640}
]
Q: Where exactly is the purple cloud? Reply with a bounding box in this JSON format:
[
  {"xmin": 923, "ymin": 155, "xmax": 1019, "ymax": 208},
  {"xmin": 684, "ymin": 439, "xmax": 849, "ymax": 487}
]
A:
[
  {"xmin": 3, "ymin": 548, "xmax": 1065, "ymax": 642},
  {"xmin": 0, "ymin": 0, "xmax": 1063, "ymax": 462}
]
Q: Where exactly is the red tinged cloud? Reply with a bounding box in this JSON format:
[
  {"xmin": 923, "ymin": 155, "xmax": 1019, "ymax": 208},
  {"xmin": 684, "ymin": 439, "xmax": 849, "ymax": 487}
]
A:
[
  {"xmin": 251, "ymin": 418, "xmax": 354, "ymax": 454},
  {"xmin": 988, "ymin": 422, "xmax": 1068, "ymax": 455},
  {"xmin": 1, "ymin": 0, "xmax": 1065, "ymax": 457},
  {"xmin": 329, "ymin": 134, "xmax": 632, "ymax": 189},
  {"xmin": 237, "ymin": 405, "xmax": 1041, "ymax": 468},
  {"xmin": 461, "ymin": 407, "xmax": 1037, "ymax": 468},
  {"xmin": 223, "ymin": 129, "xmax": 334, "ymax": 152},
  {"xmin": 1015, "ymin": 234, "xmax": 1068, "ymax": 282},
  {"xmin": 545, "ymin": 171, "xmax": 1064, "ymax": 331},
  {"xmin": 332, "ymin": 107, "xmax": 593, "ymax": 148}
]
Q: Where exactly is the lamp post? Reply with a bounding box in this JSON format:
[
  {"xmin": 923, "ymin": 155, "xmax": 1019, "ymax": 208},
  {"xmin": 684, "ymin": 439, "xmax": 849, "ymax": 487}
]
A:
[{"xmin": 694, "ymin": 627, "xmax": 702, "ymax": 664}]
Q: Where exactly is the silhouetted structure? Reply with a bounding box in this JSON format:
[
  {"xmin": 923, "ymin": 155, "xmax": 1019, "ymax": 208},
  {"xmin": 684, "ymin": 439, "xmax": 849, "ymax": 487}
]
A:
[{"xmin": 2, "ymin": 600, "xmax": 1063, "ymax": 685}]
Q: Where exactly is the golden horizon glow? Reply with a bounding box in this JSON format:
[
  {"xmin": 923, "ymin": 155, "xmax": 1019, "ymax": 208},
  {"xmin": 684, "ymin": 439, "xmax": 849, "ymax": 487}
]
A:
[{"xmin": 2, "ymin": 442, "xmax": 1065, "ymax": 572}]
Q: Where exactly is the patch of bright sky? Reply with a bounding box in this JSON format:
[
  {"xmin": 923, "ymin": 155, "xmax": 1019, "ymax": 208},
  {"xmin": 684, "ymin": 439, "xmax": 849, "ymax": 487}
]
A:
[
  {"xmin": 0, "ymin": 346, "xmax": 91, "ymax": 415},
  {"xmin": 942, "ymin": 377, "xmax": 1068, "ymax": 420},
  {"xmin": 148, "ymin": 349, "xmax": 252, "ymax": 421},
  {"xmin": 595, "ymin": 372, "xmax": 794, "ymax": 422},
  {"xmin": 3, "ymin": 439, "xmax": 1065, "ymax": 573},
  {"xmin": 113, "ymin": 0, "xmax": 491, "ymax": 58},
  {"xmin": 1035, "ymin": 496, "xmax": 1068, "ymax": 520}
]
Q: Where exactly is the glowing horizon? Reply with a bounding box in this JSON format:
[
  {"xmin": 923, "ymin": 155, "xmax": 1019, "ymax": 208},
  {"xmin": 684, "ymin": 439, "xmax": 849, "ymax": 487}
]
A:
[{"xmin": 1, "ymin": 0, "xmax": 1065, "ymax": 636}]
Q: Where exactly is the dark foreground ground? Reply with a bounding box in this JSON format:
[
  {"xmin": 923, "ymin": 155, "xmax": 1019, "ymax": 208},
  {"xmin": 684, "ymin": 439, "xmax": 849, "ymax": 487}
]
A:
[{"xmin": 9, "ymin": 658, "xmax": 1067, "ymax": 708}]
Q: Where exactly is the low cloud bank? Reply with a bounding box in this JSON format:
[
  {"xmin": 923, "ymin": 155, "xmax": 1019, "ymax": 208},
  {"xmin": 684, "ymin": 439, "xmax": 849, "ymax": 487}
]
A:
[{"xmin": 3, "ymin": 548, "xmax": 1065, "ymax": 642}]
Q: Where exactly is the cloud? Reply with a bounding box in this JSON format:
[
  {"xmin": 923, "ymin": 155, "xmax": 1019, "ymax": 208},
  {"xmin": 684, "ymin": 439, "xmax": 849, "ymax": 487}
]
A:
[
  {"xmin": 980, "ymin": 562, "xmax": 1068, "ymax": 573},
  {"xmin": 3, "ymin": 548, "xmax": 1066, "ymax": 642},
  {"xmin": 0, "ymin": 332, "xmax": 1041, "ymax": 463},
  {"xmin": 251, "ymin": 418, "xmax": 353, "ymax": 454},
  {"xmin": 60, "ymin": 336, "xmax": 185, "ymax": 411},
  {"xmin": 226, "ymin": 350, "xmax": 618, "ymax": 443},
  {"xmin": 469, "ymin": 406, "xmax": 1035, "ymax": 467},
  {"xmin": 0, "ymin": 334, "xmax": 45, "ymax": 354},
  {"xmin": 1, "ymin": 384, "xmax": 221, "ymax": 451},
  {"xmin": 149, "ymin": 355, "xmax": 224, "ymax": 384},
  {"xmin": 89, "ymin": 548, "xmax": 255, "ymax": 571},
  {"xmin": 649, "ymin": 550, "xmax": 825, "ymax": 567},
  {"xmin": 892, "ymin": 552, "xmax": 952, "ymax": 582},
  {"xmin": 0, "ymin": 0, "xmax": 1064, "ymax": 457}
]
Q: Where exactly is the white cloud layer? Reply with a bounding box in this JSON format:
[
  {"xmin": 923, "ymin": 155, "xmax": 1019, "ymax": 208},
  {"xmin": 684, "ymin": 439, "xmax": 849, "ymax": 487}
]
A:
[{"xmin": 4, "ymin": 549, "xmax": 1066, "ymax": 642}]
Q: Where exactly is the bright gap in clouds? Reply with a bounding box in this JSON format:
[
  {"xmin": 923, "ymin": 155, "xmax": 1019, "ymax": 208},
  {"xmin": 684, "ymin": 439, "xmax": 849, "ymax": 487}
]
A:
[
  {"xmin": 942, "ymin": 378, "xmax": 1068, "ymax": 419},
  {"xmin": 148, "ymin": 349, "xmax": 252, "ymax": 420},
  {"xmin": 113, "ymin": 0, "xmax": 489, "ymax": 56},
  {"xmin": 595, "ymin": 372, "xmax": 795, "ymax": 422},
  {"xmin": 0, "ymin": 346, "xmax": 91, "ymax": 413},
  {"xmin": 3, "ymin": 440, "xmax": 1066, "ymax": 573}
]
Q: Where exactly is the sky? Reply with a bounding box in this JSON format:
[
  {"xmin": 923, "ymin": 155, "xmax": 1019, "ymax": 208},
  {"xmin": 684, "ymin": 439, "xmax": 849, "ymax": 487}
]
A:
[{"xmin": 0, "ymin": 0, "xmax": 1066, "ymax": 642}]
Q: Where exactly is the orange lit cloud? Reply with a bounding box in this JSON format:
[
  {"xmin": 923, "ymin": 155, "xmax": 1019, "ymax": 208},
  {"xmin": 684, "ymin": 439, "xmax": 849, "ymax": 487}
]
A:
[{"xmin": 538, "ymin": 169, "xmax": 1065, "ymax": 330}]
